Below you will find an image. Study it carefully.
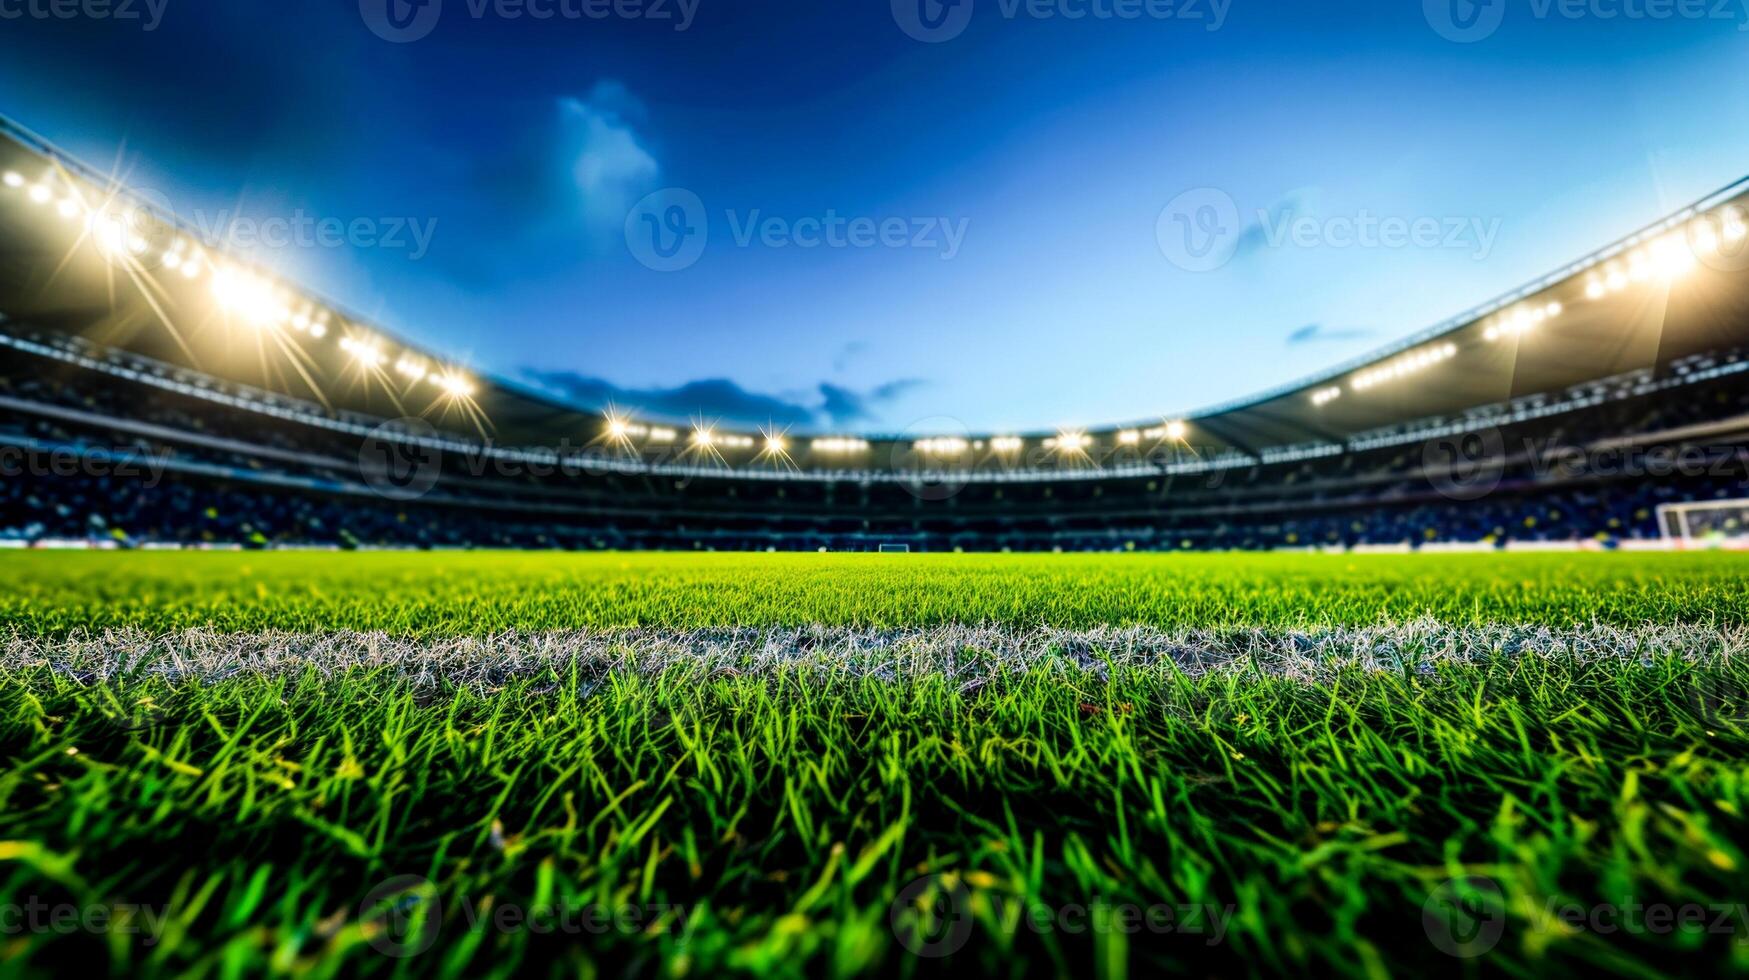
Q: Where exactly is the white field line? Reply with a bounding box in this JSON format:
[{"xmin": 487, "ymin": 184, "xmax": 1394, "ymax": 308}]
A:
[{"xmin": 3, "ymin": 622, "xmax": 1747, "ymax": 688}]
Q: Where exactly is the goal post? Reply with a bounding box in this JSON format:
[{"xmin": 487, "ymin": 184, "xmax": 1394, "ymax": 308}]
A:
[{"xmin": 1658, "ymin": 499, "xmax": 1749, "ymax": 550}]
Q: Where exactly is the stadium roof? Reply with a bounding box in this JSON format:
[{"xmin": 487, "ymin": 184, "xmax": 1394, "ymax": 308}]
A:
[{"xmin": 3, "ymin": 114, "xmax": 1748, "ymax": 476}]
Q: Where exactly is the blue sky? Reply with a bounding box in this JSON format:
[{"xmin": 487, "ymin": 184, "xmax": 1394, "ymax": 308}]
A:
[{"xmin": 3, "ymin": 1, "xmax": 1749, "ymax": 433}]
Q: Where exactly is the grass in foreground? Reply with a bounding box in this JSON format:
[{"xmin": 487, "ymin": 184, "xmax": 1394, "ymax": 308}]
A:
[
  {"xmin": 0, "ymin": 649, "xmax": 1747, "ymax": 977},
  {"xmin": 2, "ymin": 552, "xmax": 1749, "ymax": 977},
  {"xmin": 3, "ymin": 551, "xmax": 1749, "ymax": 634}
]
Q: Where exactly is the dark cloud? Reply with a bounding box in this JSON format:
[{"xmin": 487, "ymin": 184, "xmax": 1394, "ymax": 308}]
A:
[
  {"xmin": 1286, "ymin": 323, "xmax": 1374, "ymax": 346},
  {"xmin": 525, "ymin": 371, "xmax": 925, "ymax": 429},
  {"xmin": 1232, "ymin": 190, "xmax": 1316, "ymax": 262}
]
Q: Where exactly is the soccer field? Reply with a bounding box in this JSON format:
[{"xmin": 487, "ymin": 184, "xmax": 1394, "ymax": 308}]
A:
[{"xmin": 2, "ymin": 552, "xmax": 1748, "ymax": 977}]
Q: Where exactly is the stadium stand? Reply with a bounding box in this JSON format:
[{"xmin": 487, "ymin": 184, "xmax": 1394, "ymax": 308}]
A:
[{"xmin": 2, "ymin": 116, "xmax": 1749, "ymax": 552}]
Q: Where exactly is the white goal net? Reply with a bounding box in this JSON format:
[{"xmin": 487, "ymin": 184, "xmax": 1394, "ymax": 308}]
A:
[{"xmin": 1658, "ymin": 499, "xmax": 1749, "ymax": 549}]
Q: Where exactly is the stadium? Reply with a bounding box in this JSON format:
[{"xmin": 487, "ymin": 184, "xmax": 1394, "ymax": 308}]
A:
[
  {"xmin": 4, "ymin": 13, "xmax": 1749, "ymax": 978},
  {"xmin": 4, "ymin": 116, "xmax": 1749, "ymax": 554}
]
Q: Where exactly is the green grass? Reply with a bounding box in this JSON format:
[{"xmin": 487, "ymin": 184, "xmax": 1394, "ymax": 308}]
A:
[
  {"xmin": 3, "ymin": 552, "xmax": 1749, "ymax": 978},
  {"xmin": 3, "ymin": 551, "xmax": 1749, "ymax": 634}
]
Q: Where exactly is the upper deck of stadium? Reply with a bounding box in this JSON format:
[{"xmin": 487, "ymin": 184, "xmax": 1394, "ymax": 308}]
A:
[{"xmin": 3, "ymin": 115, "xmax": 1748, "ymax": 483}]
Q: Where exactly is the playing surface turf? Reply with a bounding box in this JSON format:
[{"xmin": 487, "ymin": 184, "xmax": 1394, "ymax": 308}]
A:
[
  {"xmin": 3, "ymin": 552, "xmax": 1749, "ymax": 978},
  {"xmin": 4, "ymin": 550, "xmax": 1749, "ymax": 634}
]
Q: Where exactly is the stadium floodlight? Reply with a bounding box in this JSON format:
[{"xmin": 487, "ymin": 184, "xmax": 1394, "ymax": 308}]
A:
[
  {"xmin": 812, "ymin": 437, "xmax": 869, "ymax": 453},
  {"xmin": 649, "ymin": 427, "xmax": 677, "ymax": 442},
  {"xmin": 990, "ymin": 436, "xmax": 1023, "ymax": 453},
  {"xmin": 210, "ymin": 267, "xmax": 281, "ymax": 325},
  {"xmin": 340, "ymin": 335, "xmax": 387, "ymax": 367},
  {"xmin": 1165, "ymin": 420, "xmax": 1188, "ymax": 440},
  {"xmin": 1585, "ymin": 277, "xmax": 1606, "ymax": 300},
  {"xmin": 606, "ymin": 417, "xmax": 631, "ymax": 440},
  {"xmin": 1692, "ymin": 221, "xmax": 1721, "ymax": 255},
  {"xmin": 1050, "ymin": 430, "xmax": 1092, "ymax": 452},
  {"xmin": 395, "ymin": 357, "xmax": 428, "ymax": 381},
  {"xmin": 1311, "ymin": 386, "xmax": 1342, "ymax": 407},
  {"xmin": 436, "ymin": 373, "xmax": 476, "ymax": 397},
  {"xmin": 1, "ymin": 171, "xmax": 22, "ymax": 188},
  {"xmin": 1650, "ymin": 234, "xmax": 1695, "ymax": 280},
  {"xmin": 55, "ymin": 197, "xmax": 80, "ymax": 220},
  {"xmin": 691, "ymin": 427, "xmax": 716, "ymax": 447},
  {"xmin": 88, "ymin": 211, "xmax": 130, "ymax": 257},
  {"xmin": 916, "ymin": 436, "xmax": 969, "ymax": 454},
  {"xmin": 1116, "ymin": 430, "xmax": 1140, "ymax": 445},
  {"xmin": 764, "ymin": 434, "xmax": 788, "ymax": 453},
  {"xmin": 27, "ymin": 183, "xmax": 51, "ymax": 204},
  {"xmin": 1354, "ymin": 341, "xmax": 1458, "ymax": 389}
]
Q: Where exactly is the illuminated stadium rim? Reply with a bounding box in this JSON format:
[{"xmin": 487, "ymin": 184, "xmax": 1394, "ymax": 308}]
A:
[
  {"xmin": 5, "ymin": 317, "xmax": 1744, "ymax": 488},
  {"xmin": 2, "ymin": 113, "xmax": 1747, "ymax": 447}
]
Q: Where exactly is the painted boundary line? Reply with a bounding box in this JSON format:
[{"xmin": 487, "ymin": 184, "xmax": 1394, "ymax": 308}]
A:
[{"xmin": 3, "ymin": 622, "xmax": 1745, "ymax": 688}]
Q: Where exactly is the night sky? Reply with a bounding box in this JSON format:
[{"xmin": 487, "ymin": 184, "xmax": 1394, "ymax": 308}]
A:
[{"xmin": 4, "ymin": 0, "xmax": 1748, "ymax": 432}]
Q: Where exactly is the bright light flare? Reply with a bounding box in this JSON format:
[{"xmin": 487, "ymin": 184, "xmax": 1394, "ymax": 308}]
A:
[
  {"xmin": 211, "ymin": 267, "xmax": 281, "ymax": 325},
  {"xmin": 436, "ymin": 373, "xmax": 476, "ymax": 398}
]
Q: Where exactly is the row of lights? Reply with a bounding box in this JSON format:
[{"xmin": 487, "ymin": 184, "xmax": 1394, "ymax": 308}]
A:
[
  {"xmin": 1484, "ymin": 300, "xmax": 1563, "ymax": 341},
  {"xmin": 1351, "ymin": 342, "xmax": 1458, "ymax": 392},
  {"xmin": 690, "ymin": 428, "xmax": 756, "ymax": 449},
  {"xmin": 915, "ymin": 436, "xmax": 969, "ymax": 455},
  {"xmin": 598, "ymin": 423, "xmax": 1194, "ymax": 457},
  {"xmin": 347, "ymin": 335, "xmax": 471, "ymax": 394},
  {"xmin": 812, "ymin": 437, "xmax": 871, "ymax": 453},
  {"xmin": 7, "ymin": 166, "xmax": 477, "ymax": 403},
  {"xmin": 1316, "ymin": 203, "xmax": 1748, "ymax": 406}
]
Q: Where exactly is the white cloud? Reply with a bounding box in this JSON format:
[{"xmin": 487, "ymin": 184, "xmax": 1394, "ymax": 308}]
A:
[{"xmin": 560, "ymin": 80, "xmax": 661, "ymax": 230}]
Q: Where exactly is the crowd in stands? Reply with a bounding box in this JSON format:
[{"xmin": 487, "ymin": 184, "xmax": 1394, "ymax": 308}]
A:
[{"xmin": 2, "ymin": 339, "xmax": 1748, "ymax": 552}]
